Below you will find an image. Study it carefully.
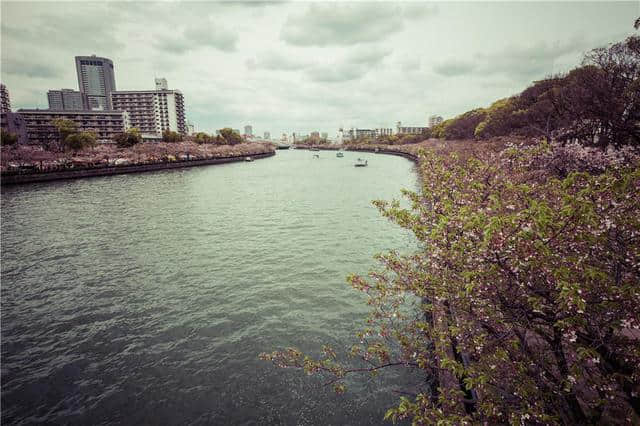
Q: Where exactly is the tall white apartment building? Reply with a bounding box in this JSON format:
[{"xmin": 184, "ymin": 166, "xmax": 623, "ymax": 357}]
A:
[{"xmin": 111, "ymin": 79, "xmax": 186, "ymax": 138}]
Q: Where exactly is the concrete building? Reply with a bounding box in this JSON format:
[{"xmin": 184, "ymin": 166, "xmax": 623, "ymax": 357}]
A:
[
  {"xmin": 155, "ymin": 78, "xmax": 168, "ymax": 90},
  {"xmin": 111, "ymin": 80, "xmax": 186, "ymax": 138},
  {"xmin": 355, "ymin": 128, "xmax": 376, "ymax": 139},
  {"xmin": 263, "ymin": 131, "xmax": 271, "ymax": 140},
  {"xmin": 310, "ymin": 131, "xmax": 320, "ymax": 138},
  {"xmin": 47, "ymin": 89, "xmax": 84, "ymax": 110},
  {"xmin": 376, "ymin": 128, "xmax": 393, "ymax": 137},
  {"xmin": 75, "ymin": 55, "xmax": 116, "ymax": 110},
  {"xmin": 396, "ymin": 121, "xmax": 428, "ymax": 135},
  {"xmin": 17, "ymin": 109, "xmax": 129, "ymax": 145},
  {"xmin": 1, "ymin": 85, "xmax": 28, "ymax": 143},
  {"xmin": 244, "ymin": 125, "xmax": 253, "ymax": 137},
  {"xmin": 1, "ymin": 111, "xmax": 28, "ymax": 143},
  {"xmin": 429, "ymin": 115, "xmax": 443, "ymax": 128}
]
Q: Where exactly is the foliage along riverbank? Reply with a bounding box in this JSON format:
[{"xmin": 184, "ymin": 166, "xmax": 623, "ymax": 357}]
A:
[{"xmin": 262, "ymin": 139, "xmax": 640, "ymax": 424}]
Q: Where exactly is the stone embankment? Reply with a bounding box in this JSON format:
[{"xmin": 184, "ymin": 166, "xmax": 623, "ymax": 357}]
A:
[{"xmin": 1, "ymin": 151, "xmax": 275, "ymax": 185}]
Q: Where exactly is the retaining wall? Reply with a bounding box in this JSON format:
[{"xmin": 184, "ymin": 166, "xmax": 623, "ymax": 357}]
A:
[{"xmin": 1, "ymin": 151, "xmax": 275, "ymax": 186}]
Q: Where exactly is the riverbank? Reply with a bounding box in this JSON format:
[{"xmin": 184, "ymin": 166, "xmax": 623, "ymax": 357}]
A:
[
  {"xmin": 1, "ymin": 142, "xmax": 275, "ymax": 185},
  {"xmin": 293, "ymin": 136, "xmax": 530, "ymax": 163}
]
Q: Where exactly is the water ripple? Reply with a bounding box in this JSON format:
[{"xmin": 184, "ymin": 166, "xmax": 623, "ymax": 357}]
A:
[{"xmin": 1, "ymin": 150, "xmax": 418, "ymax": 425}]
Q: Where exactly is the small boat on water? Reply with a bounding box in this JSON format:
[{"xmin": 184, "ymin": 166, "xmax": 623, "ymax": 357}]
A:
[
  {"xmin": 336, "ymin": 152, "xmax": 344, "ymax": 158},
  {"xmin": 354, "ymin": 158, "xmax": 368, "ymax": 167},
  {"xmin": 276, "ymin": 145, "xmax": 290, "ymax": 150},
  {"xmin": 245, "ymin": 156, "xmax": 254, "ymax": 162},
  {"xmin": 313, "ymin": 154, "xmax": 320, "ymax": 159},
  {"xmin": 311, "ymin": 148, "xmax": 320, "ymax": 152}
]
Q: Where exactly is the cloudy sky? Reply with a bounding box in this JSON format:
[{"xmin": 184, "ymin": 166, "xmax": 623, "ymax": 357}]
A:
[{"xmin": 1, "ymin": 1, "xmax": 638, "ymax": 138}]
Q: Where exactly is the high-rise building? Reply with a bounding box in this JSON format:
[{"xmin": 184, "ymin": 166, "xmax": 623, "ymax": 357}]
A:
[
  {"xmin": 75, "ymin": 55, "xmax": 116, "ymax": 110},
  {"xmin": 155, "ymin": 78, "xmax": 168, "ymax": 90},
  {"xmin": 1, "ymin": 83, "xmax": 11, "ymax": 113},
  {"xmin": 47, "ymin": 89, "xmax": 84, "ymax": 110},
  {"xmin": 321, "ymin": 132, "xmax": 328, "ymax": 139},
  {"xmin": 429, "ymin": 115, "xmax": 443, "ymax": 128},
  {"xmin": 111, "ymin": 79, "xmax": 186, "ymax": 138},
  {"xmin": 17, "ymin": 109, "xmax": 129, "ymax": 144},
  {"xmin": 263, "ymin": 131, "xmax": 271, "ymax": 140},
  {"xmin": 244, "ymin": 125, "xmax": 253, "ymax": 137}
]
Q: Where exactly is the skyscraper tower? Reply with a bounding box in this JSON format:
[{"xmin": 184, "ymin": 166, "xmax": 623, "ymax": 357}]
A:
[
  {"xmin": 75, "ymin": 55, "xmax": 116, "ymax": 110},
  {"xmin": 0, "ymin": 83, "xmax": 11, "ymax": 113}
]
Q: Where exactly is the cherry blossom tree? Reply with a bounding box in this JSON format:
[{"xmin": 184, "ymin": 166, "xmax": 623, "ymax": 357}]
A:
[{"xmin": 261, "ymin": 143, "xmax": 640, "ymax": 424}]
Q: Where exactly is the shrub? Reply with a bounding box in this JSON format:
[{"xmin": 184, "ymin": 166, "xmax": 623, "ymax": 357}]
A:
[
  {"xmin": 162, "ymin": 130, "xmax": 183, "ymax": 143},
  {"xmin": 63, "ymin": 131, "xmax": 97, "ymax": 153},
  {"xmin": 114, "ymin": 128, "xmax": 142, "ymax": 148}
]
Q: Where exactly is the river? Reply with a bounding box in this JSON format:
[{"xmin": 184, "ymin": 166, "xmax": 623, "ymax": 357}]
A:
[{"xmin": 1, "ymin": 149, "xmax": 419, "ymax": 425}]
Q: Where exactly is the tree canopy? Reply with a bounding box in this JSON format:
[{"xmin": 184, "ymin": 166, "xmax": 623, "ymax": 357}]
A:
[
  {"xmin": 114, "ymin": 128, "xmax": 142, "ymax": 148},
  {"xmin": 433, "ymin": 35, "xmax": 640, "ymax": 148},
  {"xmin": 218, "ymin": 128, "xmax": 243, "ymax": 145}
]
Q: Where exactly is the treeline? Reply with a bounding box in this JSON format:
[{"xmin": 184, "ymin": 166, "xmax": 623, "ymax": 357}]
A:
[
  {"xmin": 344, "ymin": 133, "xmax": 425, "ymax": 146},
  {"xmin": 432, "ymin": 35, "xmax": 639, "ymax": 148}
]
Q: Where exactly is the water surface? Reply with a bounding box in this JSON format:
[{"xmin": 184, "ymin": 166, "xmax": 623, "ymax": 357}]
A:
[{"xmin": 1, "ymin": 149, "xmax": 418, "ymax": 425}]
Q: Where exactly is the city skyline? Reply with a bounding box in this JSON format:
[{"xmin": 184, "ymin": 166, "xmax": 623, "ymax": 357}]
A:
[{"xmin": 1, "ymin": 1, "xmax": 637, "ymax": 137}]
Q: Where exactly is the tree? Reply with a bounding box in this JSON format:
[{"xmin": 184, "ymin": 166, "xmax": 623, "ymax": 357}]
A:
[
  {"xmin": 261, "ymin": 144, "xmax": 640, "ymax": 424},
  {"xmin": 1, "ymin": 128, "xmax": 18, "ymax": 146},
  {"xmin": 434, "ymin": 36, "xmax": 640, "ymax": 148},
  {"xmin": 51, "ymin": 119, "xmax": 78, "ymax": 151},
  {"xmin": 193, "ymin": 132, "xmax": 215, "ymax": 144},
  {"xmin": 162, "ymin": 129, "xmax": 183, "ymax": 143},
  {"xmin": 218, "ymin": 128, "xmax": 243, "ymax": 145},
  {"xmin": 546, "ymin": 34, "xmax": 640, "ymax": 148},
  {"xmin": 114, "ymin": 128, "xmax": 142, "ymax": 148},
  {"xmin": 441, "ymin": 109, "xmax": 487, "ymax": 140},
  {"xmin": 62, "ymin": 131, "xmax": 97, "ymax": 153}
]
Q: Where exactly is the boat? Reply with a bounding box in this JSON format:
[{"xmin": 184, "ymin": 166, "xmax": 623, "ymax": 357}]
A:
[
  {"xmin": 336, "ymin": 152, "xmax": 344, "ymax": 158},
  {"xmin": 354, "ymin": 158, "xmax": 368, "ymax": 167},
  {"xmin": 311, "ymin": 148, "xmax": 320, "ymax": 152},
  {"xmin": 276, "ymin": 145, "xmax": 290, "ymax": 150},
  {"xmin": 245, "ymin": 156, "xmax": 254, "ymax": 162},
  {"xmin": 313, "ymin": 154, "xmax": 320, "ymax": 159}
]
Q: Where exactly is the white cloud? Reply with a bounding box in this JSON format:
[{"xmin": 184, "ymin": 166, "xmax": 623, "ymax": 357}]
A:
[{"xmin": 0, "ymin": 1, "xmax": 635, "ymax": 137}]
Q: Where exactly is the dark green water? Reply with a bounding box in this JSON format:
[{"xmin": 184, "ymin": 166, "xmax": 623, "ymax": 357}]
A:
[{"xmin": 1, "ymin": 149, "xmax": 419, "ymax": 425}]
